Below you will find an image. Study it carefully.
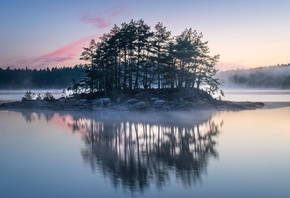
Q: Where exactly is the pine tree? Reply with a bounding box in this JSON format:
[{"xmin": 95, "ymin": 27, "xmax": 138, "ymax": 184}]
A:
[
  {"xmin": 152, "ymin": 22, "xmax": 171, "ymax": 89},
  {"xmin": 80, "ymin": 39, "xmax": 97, "ymax": 93}
]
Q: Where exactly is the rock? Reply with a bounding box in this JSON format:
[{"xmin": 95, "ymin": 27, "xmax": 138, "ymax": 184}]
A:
[
  {"xmin": 153, "ymin": 100, "xmax": 166, "ymax": 108},
  {"xmin": 115, "ymin": 97, "xmax": 122, "ymax": 104},
  {"xmin": 112, "ymin": 105, "xmax": 129, "ymax": 111},
  {"xmin": 92, "ymin": 99, "xmax": 102, "ymax": 107},
  {"xmin": 102, "ymin": 98, "xmax": 111, "ymax": 106},
  {"xmin": 58, "ymin": 97, "xmax": 66, "ymax": 102},
  {"xmin": 161, "ymin": 104, "xmax": 172, "ymax": 111},
  {"xmin": 76, "ymin": 99, "xmax": 89, "ymax": 105},
  {"xmin": 125, "ymin": 98, "xmax": 139, "ymax": 104},
  {"xmin": 134, "ymin": 102, "xmax": 148, "ymax": 110},
  {"xmin": 21, "ymin": 97, "xmax": 28, "ymax": 102},
  {"xmin": 92, "ymin": 98, "xmax": 111, "ymax": 107}
]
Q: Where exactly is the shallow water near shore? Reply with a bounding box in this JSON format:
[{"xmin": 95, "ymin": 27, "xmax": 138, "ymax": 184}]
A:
[{"xmin": 0, "ymin": 90, "xmax": 290, "ymax": 198}]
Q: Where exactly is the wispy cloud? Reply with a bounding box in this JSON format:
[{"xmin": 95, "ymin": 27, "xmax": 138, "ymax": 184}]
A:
[
  {"xmin": 81, "ymin": 15, "xmax": 110, "ymax": 28},
  {"xmin": 1, "ymin": 3, "xmax": 130, "ymax": 69},
  {"xmin": 1, "ymin": 36, "xmax": 99, "ymax": 69},
  {"xmin": 81, "ymin": 3, "xmax": 129, "ymax": 28},
  {"xmin": 31, "ymin": 36, "xmax": 101, "ymax": 67},
  {"xmin": 108, "ymin": 4, "xmax": 128, "ymax": 17},
  {"xmin": 30, "ymin": 3, "xmax": 130, "ymax": 68}
]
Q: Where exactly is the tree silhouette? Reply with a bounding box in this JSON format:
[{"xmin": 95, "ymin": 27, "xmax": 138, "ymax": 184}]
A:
[
  {"xmin": 78, "ymin": 19, "xmax": 222, "ymax": 96},
  {"xmin": 80, "ymin": 39, "xmax": 97, "ymax": 93},
  {"xmin": 152, "ymin": 22, "xmax": 171, "ymax": 89}
]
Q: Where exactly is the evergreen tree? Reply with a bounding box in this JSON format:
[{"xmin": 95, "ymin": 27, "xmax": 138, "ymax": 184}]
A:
[
  {"xmin": 152, "ymin": 22, "xmax": 171, "ymax": 89},
  {"xmin": 174, "ymin": 28, "xmax": 198, "ymax": 87},
  {"xmin": 80, "ymin": 39, "xmax": 97, "ymax": 93},
  {"xmin": 133, "ymin": 19, "xmax": 153, "ymax": 89}
]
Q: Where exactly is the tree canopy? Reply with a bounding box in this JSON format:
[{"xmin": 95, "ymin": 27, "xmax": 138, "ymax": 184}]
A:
[{"xmin": 77, "ymin": 19, "xmax": 222, "ymax": 96}]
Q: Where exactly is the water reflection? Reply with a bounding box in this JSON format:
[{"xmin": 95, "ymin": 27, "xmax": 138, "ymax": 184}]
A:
[
  {"xmin": 21, "ymin": 111, "xmax": 55, "ymax": 123},
  {"xmin": 19, "ymin": 110, "xmax": 223, "ymax": 193}
]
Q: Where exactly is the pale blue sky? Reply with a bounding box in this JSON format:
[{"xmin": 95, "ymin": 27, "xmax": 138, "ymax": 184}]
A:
[{"xmin": 1, "ymin": 0, "xmax": 289, "ymax": 70}]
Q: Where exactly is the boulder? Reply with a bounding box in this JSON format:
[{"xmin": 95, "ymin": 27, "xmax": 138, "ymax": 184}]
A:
[
  {"xmin": 153, "ymin": 100, "xmax": 166, "ymax": 108},
  {"xmin": 92, "ymin": 98, "xmax": 111, "ymax": 108},
  {"xmin": 21, "ymin": 97, "xmax": 28, "ymax": 102},
  {"xmin": 125, "ymin": 98, "xmax": 139, "ymax": 104},
  {"xmin": 131, "ymin": 101, "xmax": 148, "ymax": 110}
]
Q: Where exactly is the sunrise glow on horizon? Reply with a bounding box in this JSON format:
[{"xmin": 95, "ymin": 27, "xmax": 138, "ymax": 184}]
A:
[{"xmin": 1, "ymin": 0, "xmax": 289, "ymax": 71}]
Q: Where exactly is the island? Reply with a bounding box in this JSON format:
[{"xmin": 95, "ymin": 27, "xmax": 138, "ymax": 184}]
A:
[{"xmin": 0, "ymin": 88, "xmax": 264, "ymax": 111}]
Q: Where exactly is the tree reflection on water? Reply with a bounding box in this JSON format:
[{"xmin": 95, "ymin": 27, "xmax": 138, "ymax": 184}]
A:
[
  {"xmin": 21, "ymin": 111, "xmax": 54, "ymax": 123},
  {"xmin": 20, "ymin": 111, "xmax": 223, "ymax": 194}
]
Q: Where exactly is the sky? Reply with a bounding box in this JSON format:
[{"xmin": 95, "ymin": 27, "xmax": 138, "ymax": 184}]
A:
[{"xmin": 1, "ymin": 0, "xmax": 290, "ymax": 71}]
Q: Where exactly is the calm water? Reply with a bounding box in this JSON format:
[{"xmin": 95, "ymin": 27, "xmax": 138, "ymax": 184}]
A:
[
  {"xmin": 223, "ymin": 89, "xmax": 290, "ymax": 102},
  {"xmin": 0, "ymin": 91, "xmax": 290, "ymax": 198},
  {"xmin": 0, "ymin": 90, "xmax": 63, "ymax": 102}
]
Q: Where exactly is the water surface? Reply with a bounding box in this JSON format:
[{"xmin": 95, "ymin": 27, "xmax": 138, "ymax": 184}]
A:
[
  {"xmin": 223, "ymin": 89, "xmax": 290, "ymax": 102},
  {"xmin": 0, "ymin": 90, "xmax": 63, "ymax": 102},
  {"xmin": 0, "ymin": 106, "xmax": 290, "ymax": 198}
]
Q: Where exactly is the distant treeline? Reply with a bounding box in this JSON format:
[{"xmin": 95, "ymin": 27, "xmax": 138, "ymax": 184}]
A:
[
  {"xmin": 217, "ymin": 64, "xmax": 290, "ymax": 89},
  {"xmin": 0, "ymin": 65, "xmax": 85, "ymax": 89}
]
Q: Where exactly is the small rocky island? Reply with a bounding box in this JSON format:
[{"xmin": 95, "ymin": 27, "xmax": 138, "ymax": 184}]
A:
[{"xmin": 0, "ymin": 88, "xmax": 264, "ymax": 111}]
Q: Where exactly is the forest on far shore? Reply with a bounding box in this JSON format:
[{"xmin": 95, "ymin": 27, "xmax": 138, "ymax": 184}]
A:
[
  {"xmin": 1, "ymin": 64, "xmax": 290, "ymax": 90},
  {"xmin": 217, "ymin": 64, "xmax": 290, "ymax": 89},
  {"xmin": 0, "ymin": 65, "xmax": 85, "ymax": 89},
  {"xmin": 0, "ymin": 64, "xmax": 290, "ymax": 90}
]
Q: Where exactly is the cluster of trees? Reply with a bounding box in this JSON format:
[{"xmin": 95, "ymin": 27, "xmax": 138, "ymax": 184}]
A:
[
  {"xmin": 0, "ymin": 65, "xmax": 85, "ymax": 89},
  {"xmin": 76, "ymin": 19, "xmax": 221, "ymax": 95}
]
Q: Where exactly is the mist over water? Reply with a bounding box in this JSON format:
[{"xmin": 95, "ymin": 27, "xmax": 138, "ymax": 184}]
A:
[
  {"xmin": 222, "ymin": 89, "xmax": 290, "ymax": 102},
  {"xmin": 216, "ymin": 65, "xmax": 290, "ymax": 89}
]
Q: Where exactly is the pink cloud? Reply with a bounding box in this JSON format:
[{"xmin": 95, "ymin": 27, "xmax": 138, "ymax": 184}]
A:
[
  {"xmin": 1, "ymin": 35, "xmax": 104, "ymax": 69},
  {"xmin": 81, "ymin": 15, "xmax": 110, "ymax": 28},
  {"xmin": 31, "ymin": 38, "xmax": 89, "ymax": 63},
  {"xmin": 27, "ymin": 35, "xmax": 101, "ymax": 68},
  {"xmin": 43, "ymin": 56, "xmax": 74, "ymax": 63},
  {"xmin": 108, "ymin": 4, "xmax": 128, "ymax": 17},
  {"xmin": 81, "ymin": 3, "xmax": 129, "ymax": 28}
]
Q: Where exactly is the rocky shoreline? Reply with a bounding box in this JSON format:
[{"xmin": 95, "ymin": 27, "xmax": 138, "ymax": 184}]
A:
[{"xmin": 0, "ymin": 88, "xmax": 265, "ymax": 111}]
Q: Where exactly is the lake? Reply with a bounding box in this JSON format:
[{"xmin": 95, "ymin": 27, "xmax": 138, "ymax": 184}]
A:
[
  {"xmin": 0, "ymin": 90, "xmax": 64, "ymax": 103},
  {"xmin": 222, "ymin": 89, "xmax": 290, "ymax": 102},
  {"xmin": 0, "ymin": 90, "xmax": 290, "ymax": 198}
]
